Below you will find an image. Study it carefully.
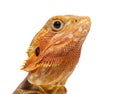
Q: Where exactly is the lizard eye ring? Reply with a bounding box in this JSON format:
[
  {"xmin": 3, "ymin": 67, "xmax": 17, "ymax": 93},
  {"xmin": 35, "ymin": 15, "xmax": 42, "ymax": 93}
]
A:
[{"xmin": 51, "ymin": 20, "xmax": 64, "ymax": 31}]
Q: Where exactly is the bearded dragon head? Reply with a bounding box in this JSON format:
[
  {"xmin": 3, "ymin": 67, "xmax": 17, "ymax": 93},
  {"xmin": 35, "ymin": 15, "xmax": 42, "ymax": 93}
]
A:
[{"xmin": 22, "ymin": 15, "xmax": 91, "ymax": 72}]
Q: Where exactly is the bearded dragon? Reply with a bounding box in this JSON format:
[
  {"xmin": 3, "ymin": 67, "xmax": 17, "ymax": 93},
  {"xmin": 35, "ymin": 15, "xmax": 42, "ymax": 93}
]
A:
[{"xmin": 13, "ymin": 15, "xmax": 91, "ymax": 94}]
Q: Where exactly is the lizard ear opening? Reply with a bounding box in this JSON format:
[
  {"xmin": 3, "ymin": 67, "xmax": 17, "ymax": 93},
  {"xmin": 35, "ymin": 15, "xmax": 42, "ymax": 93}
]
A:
[
  {"xmin": 51, "ymin": 20, "xmax": 64, "ymax": 31},
  {"xmin": 35, "ymin": 47, "xmax": 40, "ymax": 56}
]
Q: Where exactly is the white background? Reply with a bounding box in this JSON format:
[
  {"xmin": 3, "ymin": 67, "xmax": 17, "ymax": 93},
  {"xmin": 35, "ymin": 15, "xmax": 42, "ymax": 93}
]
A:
[{"xmin": 0, "ymin": 0, "xmax": 120, "ymax": 94}]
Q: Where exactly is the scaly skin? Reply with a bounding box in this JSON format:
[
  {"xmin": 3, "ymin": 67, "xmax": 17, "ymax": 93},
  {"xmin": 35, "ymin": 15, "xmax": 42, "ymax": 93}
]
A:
[{"xmin": 13, "ymin": 15, "xmax": 91, "ymax": 94}]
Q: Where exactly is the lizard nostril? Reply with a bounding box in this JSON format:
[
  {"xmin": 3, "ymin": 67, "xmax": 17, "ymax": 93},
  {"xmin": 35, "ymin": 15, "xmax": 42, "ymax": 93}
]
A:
[
  {"xmin": 35, "ymin": 47, "xmax": 40, "ymax": 56},
  {"xmin": 74, "ymin": 19, "xmax": 78, "ymax": 23}
]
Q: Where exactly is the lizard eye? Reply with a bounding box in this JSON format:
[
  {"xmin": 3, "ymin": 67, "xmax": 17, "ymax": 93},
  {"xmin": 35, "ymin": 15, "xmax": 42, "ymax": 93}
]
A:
[
  {"xmin": 35, "ymin": 47, "xmax": 40, "ymax": 56},
  {"xmin": 51, "ymin": 20, "xmax": 64, "ymax": 31}
]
